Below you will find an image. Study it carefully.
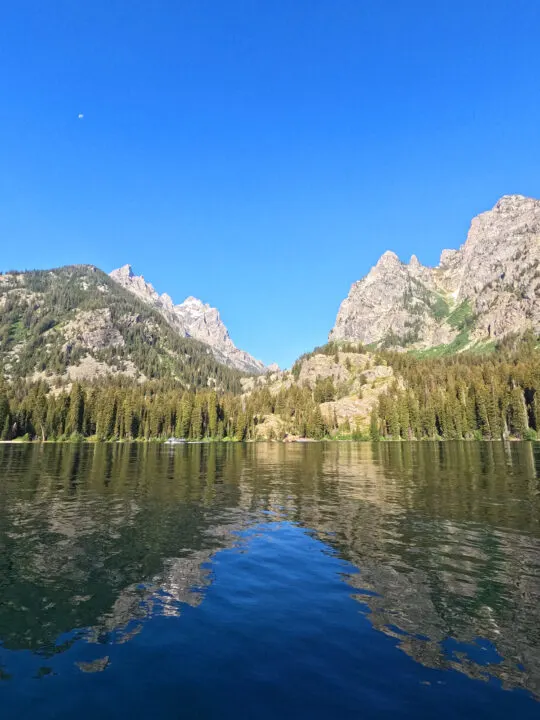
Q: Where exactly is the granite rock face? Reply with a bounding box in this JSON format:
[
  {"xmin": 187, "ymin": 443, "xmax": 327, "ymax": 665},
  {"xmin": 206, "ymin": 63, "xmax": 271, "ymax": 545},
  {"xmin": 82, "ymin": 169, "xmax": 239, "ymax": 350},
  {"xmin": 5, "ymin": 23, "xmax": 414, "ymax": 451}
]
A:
[
  {"xmin": 110, "ymin": 265, "xmax": 267, "ymax": 374},
  {"xmin": 241, "ymin": 348, "xmax": 398, "ymax": 436},
  {"xmin": 329, "ymin": 195, "xmax": 540, "ymax": 350}
]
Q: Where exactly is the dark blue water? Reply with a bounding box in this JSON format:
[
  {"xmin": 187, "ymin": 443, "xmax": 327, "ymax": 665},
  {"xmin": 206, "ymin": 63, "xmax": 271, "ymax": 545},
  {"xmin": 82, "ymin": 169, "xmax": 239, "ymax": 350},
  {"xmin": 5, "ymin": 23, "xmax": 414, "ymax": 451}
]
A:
[{"xmin": 0, "ymin": 442, "xmax": 539, "ymax": 718}]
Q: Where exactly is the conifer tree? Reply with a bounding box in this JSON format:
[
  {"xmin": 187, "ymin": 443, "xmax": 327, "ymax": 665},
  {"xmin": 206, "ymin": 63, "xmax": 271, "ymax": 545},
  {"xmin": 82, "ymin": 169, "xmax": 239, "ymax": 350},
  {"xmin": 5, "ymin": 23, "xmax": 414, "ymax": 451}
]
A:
[
  {"xmin": 369, "ymin": 409, "xmax": 379, "ymax": 441},
  {"xmin": 534, "ymin": 392, "xmax": 540, "ymax": 432},
  {"xmin": 389, "ymin": 404, "xmax": 400, "ymax": 439},
  {"xmin": 508, "ymin": 387, "xmax": 528, "ymax": 438},
  {"xmin": 179, "ymin": 394, "xmax": 193, "ymax": 438},
  {"xmin": 0, "ymin": 385, "xmax": 9, "ymax": 439},
  {"xmin": 66, "ymin": 383, "xmax": 84, "ymax": 436},
  {"xmin": 190, "ymin": 397, "xmax": 203, "ymax": 439},
  {"xmin": 207, "ymin": 391, "xmax": 218, "ymax": 438}
]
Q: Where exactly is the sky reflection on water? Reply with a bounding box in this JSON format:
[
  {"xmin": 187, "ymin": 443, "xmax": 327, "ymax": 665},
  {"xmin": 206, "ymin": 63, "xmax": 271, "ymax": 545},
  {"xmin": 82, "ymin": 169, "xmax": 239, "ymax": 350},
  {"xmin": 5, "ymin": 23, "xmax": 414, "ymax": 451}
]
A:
[{"xmin": 0, "ymin": 441, "xmax": 539, "ymax": 719}]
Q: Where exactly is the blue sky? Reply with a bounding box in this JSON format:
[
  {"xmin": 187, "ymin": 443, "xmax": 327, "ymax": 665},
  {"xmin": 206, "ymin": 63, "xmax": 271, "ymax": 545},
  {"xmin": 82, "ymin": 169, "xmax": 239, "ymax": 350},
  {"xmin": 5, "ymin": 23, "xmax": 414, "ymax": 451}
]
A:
[{"xmin": 1, "ymin": 1, "xmax": 539, "ymax": 368}]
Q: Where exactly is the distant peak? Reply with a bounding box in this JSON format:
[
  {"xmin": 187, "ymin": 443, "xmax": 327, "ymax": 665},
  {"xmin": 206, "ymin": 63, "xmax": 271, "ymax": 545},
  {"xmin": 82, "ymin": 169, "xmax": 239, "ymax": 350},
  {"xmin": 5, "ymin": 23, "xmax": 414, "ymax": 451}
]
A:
[
  {"xmin": 182, "ymin": 296, "xmax": 205, "ymax": 307},
  {"xmin": 496, "ymin": 193, "xmax": 529, "ymax": 203},
  {"xmin": 375, "ymin": 250, "xmax": 401, "ymax": 268},
  {"xmin": 493, "ymin": 194, "xmax": 537, "ymax": 211},
  {"xmin": 112, "ymin": 264, "xmax": 134, "ymax": 278},
  {"xmin": 160, "ymin": 292, "xmax": 174, "ymax": 308},
  {"xmin": 409, "ymin": 254, "xmax": 421, "ymax": 269}
]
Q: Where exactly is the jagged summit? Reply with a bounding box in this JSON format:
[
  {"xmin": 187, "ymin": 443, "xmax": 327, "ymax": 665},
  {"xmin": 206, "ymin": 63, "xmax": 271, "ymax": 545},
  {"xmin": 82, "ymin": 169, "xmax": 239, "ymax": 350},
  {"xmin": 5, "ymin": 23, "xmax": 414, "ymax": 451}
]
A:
[
  {"xmin": 116, "ymin": 263, "xmax": 134, "ymax": 277},
  {"xmin": 494, "ymin": 193, "xmax": 533, "ymax": 210},
  {"xmin": 330, "ymin": 195, "xmax": 540, "ymax": 351},
  {"xmin": 375, "ymin": 250, "xmax": 401, "ymax": 268},
  {"xmin": 109, "ymin": 266, "xmax": 268, "ymax": 374},
  {"xmin": 181, "ymin": 296, "xmax": 206, "ymax": 308}
]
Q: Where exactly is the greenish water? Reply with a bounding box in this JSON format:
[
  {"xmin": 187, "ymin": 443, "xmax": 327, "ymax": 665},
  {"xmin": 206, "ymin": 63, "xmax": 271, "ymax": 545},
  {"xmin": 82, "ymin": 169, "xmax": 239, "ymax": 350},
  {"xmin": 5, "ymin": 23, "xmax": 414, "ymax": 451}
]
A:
[{"xmin": 0, "ymin": 442, "xmax": 539, "ymax": 718}]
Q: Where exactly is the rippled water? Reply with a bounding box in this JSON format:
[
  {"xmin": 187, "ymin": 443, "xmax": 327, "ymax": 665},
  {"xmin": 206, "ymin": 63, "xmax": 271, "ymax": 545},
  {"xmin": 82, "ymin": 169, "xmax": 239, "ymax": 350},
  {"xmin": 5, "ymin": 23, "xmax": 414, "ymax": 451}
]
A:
[{"xmin": 0, "ymin": 442, "xmax": 539, "ymax": 718}]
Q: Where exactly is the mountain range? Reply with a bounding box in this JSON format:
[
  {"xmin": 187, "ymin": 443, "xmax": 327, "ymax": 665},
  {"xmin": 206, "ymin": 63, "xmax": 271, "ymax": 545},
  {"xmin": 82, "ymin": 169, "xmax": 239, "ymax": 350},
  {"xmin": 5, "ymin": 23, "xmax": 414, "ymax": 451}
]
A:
[{"xmin": 0, "ymin": 194, "xmax": 538, "ymax": 389}]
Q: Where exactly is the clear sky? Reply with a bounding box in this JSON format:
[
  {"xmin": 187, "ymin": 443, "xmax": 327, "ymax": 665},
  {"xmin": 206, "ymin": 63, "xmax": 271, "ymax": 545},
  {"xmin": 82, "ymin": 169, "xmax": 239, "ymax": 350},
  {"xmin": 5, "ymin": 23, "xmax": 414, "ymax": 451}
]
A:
[{"xmin": 1, "ymin": 1, "xmax": 539, "ymax": 368}]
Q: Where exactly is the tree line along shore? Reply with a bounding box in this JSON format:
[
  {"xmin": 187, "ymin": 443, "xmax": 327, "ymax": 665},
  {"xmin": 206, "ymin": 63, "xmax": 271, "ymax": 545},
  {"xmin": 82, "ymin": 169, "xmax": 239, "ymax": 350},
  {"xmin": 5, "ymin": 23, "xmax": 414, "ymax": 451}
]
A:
[{"xmin": 1, "ymin": 334, "xmax": 539, "ymax": 443}]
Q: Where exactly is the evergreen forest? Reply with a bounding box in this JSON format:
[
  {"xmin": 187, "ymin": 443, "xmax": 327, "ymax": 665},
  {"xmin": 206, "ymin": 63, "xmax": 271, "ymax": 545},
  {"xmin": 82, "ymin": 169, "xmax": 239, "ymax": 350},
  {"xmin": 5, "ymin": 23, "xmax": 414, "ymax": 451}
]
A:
[{"xmin": 1, "ymin": 334, "xmax": 539, "ymax": 443}]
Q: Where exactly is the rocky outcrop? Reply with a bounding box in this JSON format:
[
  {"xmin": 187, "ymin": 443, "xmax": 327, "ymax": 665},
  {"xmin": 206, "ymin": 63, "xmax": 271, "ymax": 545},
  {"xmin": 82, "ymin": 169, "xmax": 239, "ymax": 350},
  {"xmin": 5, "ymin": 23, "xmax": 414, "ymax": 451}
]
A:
[
  {"xmin": 62, "ymin": 309, "xmax": 125, "ymax": 351},
  {"xmin": 243, "ymin": 349, "xmax": 398, "ymax": 436},
  {"xmin": 110, "ymin": 265, "xmax": 267, "ymax": 374},
  {"xmin": 330, "ymin": 195, "xmax": 540, "ymax": 350}
]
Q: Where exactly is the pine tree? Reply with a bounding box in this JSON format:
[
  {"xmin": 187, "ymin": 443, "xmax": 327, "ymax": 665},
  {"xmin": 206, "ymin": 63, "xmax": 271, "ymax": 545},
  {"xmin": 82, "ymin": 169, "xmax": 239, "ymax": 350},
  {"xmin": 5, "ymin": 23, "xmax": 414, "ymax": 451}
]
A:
[
  {"xmin": 422, "ymin": 399, "xmax": 437, "ymax": 439},
  {"xmin": 66, "ymin": 383, "xmax": 84, "ymax": 436},
  {"xmin": 190, "ymin": 398, "xmax": 203, "ymax": 439},
  {"xmin": 475, "ymin": 385, "xmax": 491, "ymax": 438},
  {"xmin": 397, "ymin": 394, "xmax": 410, "ymax": 439},
  {"xmin": 508, "ymin": 386, "xmax": 528, "ymax": 438},
  {"xmin": 369, "ymin": 409, "xmax": 379, "ymax": 441},
  {"xmin": 207, "ymin": 391, "xmax": 218, "ymax": 438},
  {"xmin": 121, "ymin": 394, "xmax": 137, "ymax": 439},
  {"xmin": 32, "ymin": 384, "xmax": 49, "ymax": 441},
  {"xmin": 235, "ymin": 411, "xmax": 248, "ymax": 441},
  {"xmin": 2, "ymin": 412, "xmax": 11, "ymax": 440},
  {"xmin": 178, "ymin": 394, "xmax": 193, "ymax": 438},
  {"xmin": 96, "ymin": 390, "xmax": 117, "ymax": 439},
  {"xmin": 533, "ymin": 391, "xmax": 540, "ymax": 432},
  {"xmin": 389, "ymin": 404, "xmax": 400, "ymax": 439},
  {"xmin": 310, "ymin": 407, "xmax": 326, "ymax": 439},
  {"xmin": 486, "ymin": 385, "xmax": 502, "ymax": 439},
  {"xmin": 0, "ymin": 386, "xmax": 9, "ymax": 439}
]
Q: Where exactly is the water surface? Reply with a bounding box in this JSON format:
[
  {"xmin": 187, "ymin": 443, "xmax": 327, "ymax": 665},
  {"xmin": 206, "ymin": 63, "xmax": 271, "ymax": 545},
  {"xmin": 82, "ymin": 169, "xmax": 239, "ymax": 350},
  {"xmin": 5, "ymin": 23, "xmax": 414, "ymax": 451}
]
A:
[{"xmin": 0, "ymin": 442, "xmax": 539, "ymax": 718}]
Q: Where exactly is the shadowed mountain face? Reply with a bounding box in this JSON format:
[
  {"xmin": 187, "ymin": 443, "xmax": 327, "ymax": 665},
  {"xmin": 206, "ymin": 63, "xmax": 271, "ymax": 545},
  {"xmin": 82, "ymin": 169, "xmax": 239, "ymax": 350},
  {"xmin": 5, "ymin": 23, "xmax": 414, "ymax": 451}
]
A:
[
  {"xmin": 0, "ymin": 441, "xmax": 539, "ymax": 716},
  {"xmin": 330, "ymin": 195, "xmax": 540, "ymax": 351}
]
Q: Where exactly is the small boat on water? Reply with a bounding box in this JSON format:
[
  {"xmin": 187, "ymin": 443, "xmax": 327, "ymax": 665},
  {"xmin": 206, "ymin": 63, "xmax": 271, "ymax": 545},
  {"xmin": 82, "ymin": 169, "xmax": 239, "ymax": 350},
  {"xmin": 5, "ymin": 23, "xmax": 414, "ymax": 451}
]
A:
[{"xmin": 164, "ymin": 437, "xmax": 187, "ymax": 445}]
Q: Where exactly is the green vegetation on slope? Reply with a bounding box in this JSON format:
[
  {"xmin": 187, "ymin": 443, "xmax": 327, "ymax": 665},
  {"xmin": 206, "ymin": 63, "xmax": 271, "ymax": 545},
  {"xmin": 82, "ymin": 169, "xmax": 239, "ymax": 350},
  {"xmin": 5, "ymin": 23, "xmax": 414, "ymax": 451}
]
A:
[
  {"xmin": 373, "ymin": 332, "xmax": 540, "ymax": 441},
  {"xmin": 446, "ymin": 299, "xmax": 474, "ymax": 329},
  {"xmin": 0, "ymin": 266, "xmax": 245, "ymax": 391},
  {"xmin": 1, "ymin": 334, "xmax": 539, "ymax": 443},
  {"xmin": 410, "ymin": 299, "xmax": 478, "ymax": 357}
]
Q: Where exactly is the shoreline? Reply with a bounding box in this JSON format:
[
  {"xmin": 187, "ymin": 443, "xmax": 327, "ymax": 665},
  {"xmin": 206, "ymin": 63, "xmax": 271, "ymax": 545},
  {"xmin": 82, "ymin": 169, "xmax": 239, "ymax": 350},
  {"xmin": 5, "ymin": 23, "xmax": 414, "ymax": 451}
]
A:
[{"xmin": 0, "ymin": 437, "xmax": 534, "ymax": 445}]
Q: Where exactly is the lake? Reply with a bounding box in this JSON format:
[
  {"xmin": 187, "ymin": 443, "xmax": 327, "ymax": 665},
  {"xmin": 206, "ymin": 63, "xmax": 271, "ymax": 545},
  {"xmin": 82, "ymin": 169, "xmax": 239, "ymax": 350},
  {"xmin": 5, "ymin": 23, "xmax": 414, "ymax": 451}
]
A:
[{"xmin": 0, "ymin": 442, "xmax": 539, "ymax": 718}]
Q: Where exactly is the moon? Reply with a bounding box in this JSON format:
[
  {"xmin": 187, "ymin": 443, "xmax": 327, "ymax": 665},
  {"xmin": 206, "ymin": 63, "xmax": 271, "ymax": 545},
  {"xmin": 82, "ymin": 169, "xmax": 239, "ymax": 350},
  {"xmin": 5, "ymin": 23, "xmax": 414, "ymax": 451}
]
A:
[{"xmin": 78, "ymin": 113, "xmax": 84, "ymax": 119}]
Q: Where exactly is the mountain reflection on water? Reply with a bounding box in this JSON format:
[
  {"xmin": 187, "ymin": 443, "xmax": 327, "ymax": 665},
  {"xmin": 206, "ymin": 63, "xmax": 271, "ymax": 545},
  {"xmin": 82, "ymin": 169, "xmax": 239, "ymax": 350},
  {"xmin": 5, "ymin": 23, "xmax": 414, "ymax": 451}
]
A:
[{"xmin": 0, "ymin": 441, "xmax": 539, "ymax": 716}]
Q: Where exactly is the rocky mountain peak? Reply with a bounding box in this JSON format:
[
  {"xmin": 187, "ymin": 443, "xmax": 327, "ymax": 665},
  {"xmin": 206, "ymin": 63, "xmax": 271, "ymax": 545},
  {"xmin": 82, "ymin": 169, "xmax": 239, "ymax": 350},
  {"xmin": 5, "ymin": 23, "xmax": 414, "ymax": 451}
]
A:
[
  {"xmin": 115, "ymin": 264, "xmax": 135, "ymax": 279},
  {"xmin": 494, "ymin": 194, "xmax": 534, "ymax": 212},
  {"xmin": 181, "ymin": 296, "xmax": 207, "ymax": 309},
  {"xmin": 109, "ymin": 266, "xmax": 268, "ymax": 374},
  {"xmin": 375, "ymin": 250, "xmax": 401, "ymax": 268},
  {"xmin": 330, "ymin": 195, "xmax": 540, "ymax": 350},
  {"xmin": 160, "ymin": 293, "xmax": 174, "ymax": 310}
]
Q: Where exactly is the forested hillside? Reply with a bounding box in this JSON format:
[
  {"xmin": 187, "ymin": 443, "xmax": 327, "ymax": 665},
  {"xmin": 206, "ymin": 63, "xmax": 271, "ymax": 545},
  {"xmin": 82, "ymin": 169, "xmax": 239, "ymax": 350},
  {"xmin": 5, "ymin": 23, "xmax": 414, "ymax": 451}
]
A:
[
  {"xmin": 1, "ymin": 336, "xmax": 539, "ymax": 442},
  {"xmin": 0, "ymin": 266, "xmax": 244, "ymax": 391},
  {"xmin": 372, "ymin": 333, "xmax": 540, "ymax": 441}
]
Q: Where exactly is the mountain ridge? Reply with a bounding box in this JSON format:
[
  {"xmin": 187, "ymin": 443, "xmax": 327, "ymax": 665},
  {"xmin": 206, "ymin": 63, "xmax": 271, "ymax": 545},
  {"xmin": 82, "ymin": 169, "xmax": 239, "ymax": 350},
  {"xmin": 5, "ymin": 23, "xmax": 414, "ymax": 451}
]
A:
[
  {"xmin": 329, "ymin": 194, "xmax": 540, "ymax": 351},
  {"xmin": 109, "ymin": 265, "xmax": 268, "ymax": 374},
  {"xmin": 0, "ymin": 264, "xmax": 246, "ymax": 391}
]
